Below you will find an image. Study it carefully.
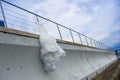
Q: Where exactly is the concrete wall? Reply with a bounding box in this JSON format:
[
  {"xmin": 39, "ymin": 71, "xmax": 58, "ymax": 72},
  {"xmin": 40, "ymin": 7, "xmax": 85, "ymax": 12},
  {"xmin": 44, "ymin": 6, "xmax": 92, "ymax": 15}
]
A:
[{"xmin": 0, "ymin": 32, "xmax": 117, "ymax": 80}]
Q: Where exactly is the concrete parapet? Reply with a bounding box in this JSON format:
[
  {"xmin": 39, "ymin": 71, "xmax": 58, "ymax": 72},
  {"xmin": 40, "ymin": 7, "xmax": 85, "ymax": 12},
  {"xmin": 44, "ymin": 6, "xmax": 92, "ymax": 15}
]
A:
[{"xmin": 0, "ymin": 31, "xmax": 117, "ymax": 80}]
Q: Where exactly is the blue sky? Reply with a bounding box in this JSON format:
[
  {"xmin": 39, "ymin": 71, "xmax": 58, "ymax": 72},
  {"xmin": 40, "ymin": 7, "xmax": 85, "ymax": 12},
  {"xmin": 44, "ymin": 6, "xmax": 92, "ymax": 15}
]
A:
[{"xmin": 3, "ymin": 0, "xmax": 120, "ymax": 47}]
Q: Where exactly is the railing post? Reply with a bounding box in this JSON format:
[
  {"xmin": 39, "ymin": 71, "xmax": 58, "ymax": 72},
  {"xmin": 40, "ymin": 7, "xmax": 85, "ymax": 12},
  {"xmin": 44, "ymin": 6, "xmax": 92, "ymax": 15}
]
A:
[
  {"xmin": 99, "ymin": 42, "xmax": 101, "ymax": 49},
  {"xmin": 96, "ymin": 41, "xmax": 99, "ymax": 49},
  {"xmin": 98, "ymin": 42, "xmax": 100, "ymax": 48},
  {"xmin": 56, "ymin": 24, "xmax": 63, "ymax": 40},
  {"xmin": 98, "ymin": 42, "xmax": 100, "ymax": 49},
  {"xmin": 70, "ymin": 29, "xmax": 74, "ymax": 42},
  {"xmin": 94, "ymin": 41, "xmax": 97, "ymax": 48},
  {"xmin": 101, "ymin": 43, "xmax": 103, "ymax": 49},
  {"xmin": 0, "ymin": 0, "xmax": 7, "ymax": 27},
  {"xmin": 78, "ymin": 33, "xmax": 83, "ymax": 44},
  {"xmin": 85, "ymin": 36, "xmax": 89, "ymax": 46},
  {"xmin": 93, "ymin": 40, "xmax": 97, "ymax": 48},
  {"xmin": 90, "ymin": 39, "xmax": 93, "ymax": 46}
]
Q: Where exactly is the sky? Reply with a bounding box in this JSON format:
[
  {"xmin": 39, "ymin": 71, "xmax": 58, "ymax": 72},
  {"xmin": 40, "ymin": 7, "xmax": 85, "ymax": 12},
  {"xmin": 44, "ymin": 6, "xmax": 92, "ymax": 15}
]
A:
[{"xmin": 2, "ymin": 0, "xmax": 120, "ymax": 48}]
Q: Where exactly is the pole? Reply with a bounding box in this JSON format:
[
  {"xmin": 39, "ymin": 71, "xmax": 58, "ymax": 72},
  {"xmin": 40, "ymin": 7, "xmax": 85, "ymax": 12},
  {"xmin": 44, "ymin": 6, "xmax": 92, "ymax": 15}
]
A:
[{"xmin": 0, "ymin": 0, "xmax": 7, "ymax": 27}]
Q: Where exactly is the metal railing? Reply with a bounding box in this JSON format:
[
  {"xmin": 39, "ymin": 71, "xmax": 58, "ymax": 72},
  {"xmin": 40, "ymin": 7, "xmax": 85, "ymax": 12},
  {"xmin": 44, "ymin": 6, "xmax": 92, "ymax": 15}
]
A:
[{"xmin": 0, "ymin": 0, "xmax": 109, "ymax": 49}]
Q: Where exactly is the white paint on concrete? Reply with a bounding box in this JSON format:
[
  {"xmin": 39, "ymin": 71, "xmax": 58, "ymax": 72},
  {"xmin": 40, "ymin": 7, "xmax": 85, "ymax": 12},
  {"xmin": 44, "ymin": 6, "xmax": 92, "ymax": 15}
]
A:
[{"xmin": 0, "ymin": 32, "xmax": 117, "ymax": 80}]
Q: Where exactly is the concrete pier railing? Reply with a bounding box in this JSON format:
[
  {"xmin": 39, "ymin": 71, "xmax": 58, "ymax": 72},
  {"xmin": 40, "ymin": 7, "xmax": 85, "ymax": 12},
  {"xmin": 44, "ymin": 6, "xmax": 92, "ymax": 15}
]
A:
[{"xmin": 0, "ymin": 28, "xmax": 117, "ymax": 80}]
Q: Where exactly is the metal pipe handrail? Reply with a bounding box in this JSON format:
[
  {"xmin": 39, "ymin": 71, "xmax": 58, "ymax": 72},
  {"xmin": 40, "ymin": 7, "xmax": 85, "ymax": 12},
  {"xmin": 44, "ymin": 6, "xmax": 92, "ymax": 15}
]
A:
[
  {"xmin": 0, "ymin": 0, "xmax": 110, "ymax": 50},
  {"xmin": 1, "ymin": 0, "xmax": 97, "ymax": 42}
]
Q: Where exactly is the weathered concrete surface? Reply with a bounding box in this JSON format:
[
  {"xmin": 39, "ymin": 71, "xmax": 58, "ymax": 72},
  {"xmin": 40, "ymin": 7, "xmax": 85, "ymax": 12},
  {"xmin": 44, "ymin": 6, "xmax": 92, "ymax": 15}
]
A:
[
  {"xmin": 92, "ymin": 60, "xmax": 120, "ymax": 80},
  {"xmin": 0, "ymin": 32, "xmax": 117, "ymax": 80}
]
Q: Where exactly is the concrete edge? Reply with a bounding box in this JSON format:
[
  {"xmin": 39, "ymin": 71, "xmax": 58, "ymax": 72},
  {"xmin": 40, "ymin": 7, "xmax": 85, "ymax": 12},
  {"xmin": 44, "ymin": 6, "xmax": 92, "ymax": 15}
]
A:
[{"xmin": 0, "ymin": 27, "xmax": 109, "ymax": 52}]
